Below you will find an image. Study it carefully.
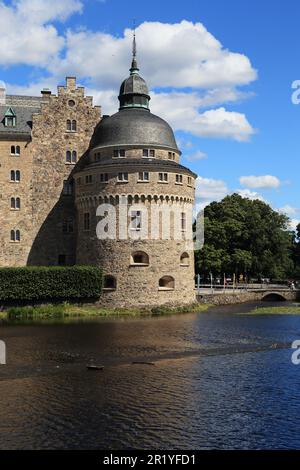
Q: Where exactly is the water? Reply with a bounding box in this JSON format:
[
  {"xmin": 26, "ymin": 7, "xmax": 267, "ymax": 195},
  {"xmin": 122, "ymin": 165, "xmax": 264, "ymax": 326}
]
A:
[{"xmin": 0, "ymin": 301, "xmax": 300, "ymax": 449}]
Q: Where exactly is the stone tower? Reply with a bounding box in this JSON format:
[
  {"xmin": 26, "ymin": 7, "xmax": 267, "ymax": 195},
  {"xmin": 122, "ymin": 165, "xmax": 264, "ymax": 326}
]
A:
[{"xmin": 75, "ymin": 38, "xmax": 196, "ymax": 307}]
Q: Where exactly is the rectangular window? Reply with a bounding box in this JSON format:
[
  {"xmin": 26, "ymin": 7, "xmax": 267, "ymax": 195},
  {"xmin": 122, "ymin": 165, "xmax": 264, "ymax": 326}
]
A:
[
  {"xmin": 130, "ymin": 210, "xmax": 142, "ymax": 231},
  {"xmin": 138, "ymin": 171, "xmax": 149, "ymax": 181},
  {"xmin": 85, "ymin": 175, "xmax": 93, "ymax": 184},
  {"xmin": 100, "ymin": 173, "xmax": 108, "ymax": 183},
  {"xmin": 176, "ymin": 174, "xmax": 183, "ymax": 184},
  {"xmin": 63, "ymin": 180, "xmax": 73, "ymax": 195},
  {"xmin": 113, "ymin": 149, "xmax": 126, "ymax": 158},
  {"xmin": 158, "ymin": 172, "xmax": 168, "ymax": 182},
  {"xmin": 187, "ymin": 176, "xmax": 192, "ymax": 185},
  {"xmin": 84, "ymin": 212, "xmax": 90, "ymax": 231},
  {"xmin": 181, "ymin": 212, "xmax": 186, "ymax": 231},
  {"xmin": 143, "ymin": 149, "xmax": 155, "ymax": 158},
  {"xmin": 117, "ymin": 172, "xmax": 128, "ymax": 182}
]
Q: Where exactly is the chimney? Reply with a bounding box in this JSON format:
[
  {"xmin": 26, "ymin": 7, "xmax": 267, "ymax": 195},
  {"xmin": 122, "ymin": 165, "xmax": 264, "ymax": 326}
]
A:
[
  {"xmin": 0, "ymin": 81, "xmax": 6, "ymax": 105},
  {"xmin": 66, "ymin": 77, "xmax": 76, "ymax": 91}
]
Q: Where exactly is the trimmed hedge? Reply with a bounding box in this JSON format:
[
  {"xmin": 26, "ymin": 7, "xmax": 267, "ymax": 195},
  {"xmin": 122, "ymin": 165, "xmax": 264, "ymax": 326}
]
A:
[{"xmin": 0, "ymin": 266, "xmax": 102, "ymax": 301}]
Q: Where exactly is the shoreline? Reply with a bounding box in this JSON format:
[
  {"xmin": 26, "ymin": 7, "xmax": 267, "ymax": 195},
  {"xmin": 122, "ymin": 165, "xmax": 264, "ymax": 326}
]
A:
[{"xmin": 0, "ymin": 302, "xmax": 212, "ymax": 322}]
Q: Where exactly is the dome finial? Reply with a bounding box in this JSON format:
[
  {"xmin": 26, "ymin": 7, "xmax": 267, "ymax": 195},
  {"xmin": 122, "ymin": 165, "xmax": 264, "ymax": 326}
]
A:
[{"xmin": 130, "ymin": 22, "xmax": 139, "ymax": 75}]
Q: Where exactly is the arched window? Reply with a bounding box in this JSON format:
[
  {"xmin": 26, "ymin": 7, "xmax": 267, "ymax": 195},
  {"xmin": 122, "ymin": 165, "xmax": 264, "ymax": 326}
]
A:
[
  {"xmin": 11, "ymin": 145, "xmax": 15, "ymax": 155},
  {"xmin": 103, "ymin": 275, "xmax": 117, "ymax": 290},
  {"xmin": 10, "ymin": 197, "xmax": 15, "ymax": 209},
  {"xmin": 159, "ymin": 276, "xmax": 175, "ymax": 290},
  {"xmin": 66, "ymin": 150, "xmax": 71, "ymax": 163},
  {"xmin": 16, "ymin": 197, "xmax": 20, "ymax": 209},
  {"xmin": 72, "ymin": 150, "xmax": 77, "ymax": 163},
  {"xmin": 66, "ymin": 119, "xmax": 71, "ymax": 131},
  {"xmin": 16, "ymin": 170, "xmax": 20, "ymax": 181},
  {"xmin": 16, "ymin": 146, "xmax": 20, "ymax": 155},
  {"xmin": 10, "ymin": 229, "xmax": 20, "ymax": 242},
  {"xmin": 10, "ymin": 170, "xmax": 15, "ymax": 181},
  {"xmin": 71, "ymin": 120, "xmax": 77, "ymax": 131},
  {"xmin": 131, "ymin": 251, "xmax": 149, "ymax": 265},
  {"xmin": 180, "ymin": 252, "xmax": 190, "ymax": 266}
]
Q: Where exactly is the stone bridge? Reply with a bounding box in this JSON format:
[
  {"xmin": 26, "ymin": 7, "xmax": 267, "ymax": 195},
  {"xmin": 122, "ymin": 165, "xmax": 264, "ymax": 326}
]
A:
[{"xmin": 197, "ymin": 288, "xmax": 300, "ymax": 305}]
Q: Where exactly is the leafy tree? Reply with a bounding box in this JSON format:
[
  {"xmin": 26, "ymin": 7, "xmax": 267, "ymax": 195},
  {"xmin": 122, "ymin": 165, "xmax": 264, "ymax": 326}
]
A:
[{"xmin": 195, "ymin": 194, "xmax": 294, "ymax": 280}]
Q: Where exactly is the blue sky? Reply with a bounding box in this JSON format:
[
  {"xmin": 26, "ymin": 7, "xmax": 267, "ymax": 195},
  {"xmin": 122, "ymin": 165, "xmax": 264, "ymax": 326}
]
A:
[{"xmin": 0, "ymin": 0, "xmax": 299, "ymax": 228}]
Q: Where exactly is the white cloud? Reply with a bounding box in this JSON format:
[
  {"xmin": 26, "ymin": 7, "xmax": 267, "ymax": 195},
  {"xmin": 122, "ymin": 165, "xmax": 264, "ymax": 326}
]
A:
[
  {"xmin": 236, "ymin": 189, "xmax": 265, "ymax": 201},
  {"xmin": 239, "ymin": 175, "xmax": 281, "ymax": 189},
  {"xmin": 289, "ymin": 219, "xmax": 300, "ymax": 232},
  {"xmin": 278, "ymin": 205, "xmax": 300, "ymax": 217},
  {"xmin": 3, "ymin": 16, "xmax": 257, "ymax": 141},
  {"xmin": 0, "ymin": 0, "xmax": 83, "ymax": 67},
  {"xmin": 185, "ymin": 150, "xmax": 208, "ymax": 162},
  {"xmin": 195, "ymin": 176, "xmax": 229, "ymax": 202}
]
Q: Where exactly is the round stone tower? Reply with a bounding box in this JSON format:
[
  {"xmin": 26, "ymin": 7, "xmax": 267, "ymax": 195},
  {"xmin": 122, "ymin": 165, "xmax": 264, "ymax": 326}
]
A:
[{"xmin": 75, "ymin": 39, "xmax": 197, "ymax": 307}]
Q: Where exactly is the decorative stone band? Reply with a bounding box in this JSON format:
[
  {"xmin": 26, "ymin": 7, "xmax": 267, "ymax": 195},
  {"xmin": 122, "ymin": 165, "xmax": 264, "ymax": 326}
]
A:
[{"xmin": 76, "ymin": 193, "xmax": 194, "ymax": 208}]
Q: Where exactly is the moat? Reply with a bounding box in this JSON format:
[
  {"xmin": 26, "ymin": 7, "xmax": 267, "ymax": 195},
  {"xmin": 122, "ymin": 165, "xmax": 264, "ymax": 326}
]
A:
[{"xmin": 1, "ymin": 301, "xmax": 300, "ymax": 449}]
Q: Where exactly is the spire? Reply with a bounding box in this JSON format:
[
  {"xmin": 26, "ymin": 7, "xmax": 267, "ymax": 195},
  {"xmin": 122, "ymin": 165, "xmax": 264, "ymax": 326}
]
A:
[{"xmin": 130, "ymin": 26, "xmax": 139, "ymax": 75}]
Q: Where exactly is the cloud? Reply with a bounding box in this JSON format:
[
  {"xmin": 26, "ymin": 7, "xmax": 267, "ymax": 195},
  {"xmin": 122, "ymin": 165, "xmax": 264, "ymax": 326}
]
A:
[
  {"xmin": 0, "ymin": 0, "xmax": 83, "ymax": 67},
  {"xmin": 51, "ymin": 20, "xmax": 257, "ymax": 90},
  {"xmin": 3, "ymin": 16, "xmax": 256, "ymax": 142},
  {"xmin": 236, "ymin": 189, "xmax": 265, "ymax": 201},
  {"xmin": 278, "ymin": 205, "xmax": 300, "ymax": 217},
  {"xmin": 289, "ymin": 219, "xmax": 300, "ymax": 232},
  {"xmin": 239, "ymin": 175, "xmax": 281, "ymax": 189},
  {"xmin": 195, "ymin": 176, "xmax": 229, "ymax": 202},
  {"xmin": 185, "ymin": 150, "xmax": 208, "ymax": 162}
]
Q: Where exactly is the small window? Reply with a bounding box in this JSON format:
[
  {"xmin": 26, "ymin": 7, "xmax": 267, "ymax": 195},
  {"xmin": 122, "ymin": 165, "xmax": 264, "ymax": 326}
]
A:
[
  {"xmin": 62, "ymin": 218, "xmax": 74, "ymax": 233},
  {"xmin": 187, "ymin": 176, "xmax": 192, "ymax": 186},
  {"xmin": 85, "ymin": 175, "xmax": 93, "ymax": 184},
  {"xmin": 58, "ymin": 254, "xmax": 66, "ymax": 266},
  {"xmin": 10, "ymin": 229, "xmax": 20, "ymax": 242},
  {"xmin": 168, "ymin": 152, "xmax": 172, "ymax": 159},
  {"xmin": 10, "ymin": 197, "xmax": 20, "ymax": 210},
  {"xmin": 11, "ymin": 145, "xmax": 20, "ymax": 155},
  {"xmin": 66, "ymin": 119, "xmax": 77, "ymax": 132},
  {"xmin": 159, "ymin": 276, "xmax": 175, "ymax": 290},
  {"xmin": 176, "ymin": 174, "xmax": 183, "ymax": 184},
  {"xmin": 10, "ymin": 170, "xmax": 20, "ymax": 182},
  {"xmin": 131, "ymin": 251, "xmax": 149, "ymax": 265},
  {"xmin": 66, "ymin": 150, "xmax": 71, "ymax": 163},
  {"xmin": 138, "ymin": 171, "xmax": 149, "ymax": 182},
  {"xmin": 63, "ymin": 180, "xmax": 73, "ymax": 195},
  {"xmin": 117, "ymin": 172, "xmax": 128, "ymax": 182},
  {"xmin": 100, "ymin": 173, "xmax": 108, "ymax": 183},
  {"xmin": 103, "ymin": 275, "xmax": 117, "ymax": 290},
  {"xmin": 158, "ymin": 172, "xmax": 168, "ymax": 182},
  {"xmin": 142, "ymin": 149, "xmax": 155, "ymax": 158},
  {"xmin": 180, "ymin": 252, "xmax": 190, "ymax": 266},
  {"xmin": 68, "ymin": 100, "xmax": 75, "ymax": 107},
  {"xmin": 130, "ymin": 210, "xmax": 142, "ymax": 231},
  {"xmin": 113, "ymin": 149, "xmax": 126, "ymax": 158},
  {"xmin": 83, "ymin": 212, "xmax": 90, "ymax": 231},
  {"xmin": 72, "ymin": 151, "xmax": 77, "ymax": 163}
]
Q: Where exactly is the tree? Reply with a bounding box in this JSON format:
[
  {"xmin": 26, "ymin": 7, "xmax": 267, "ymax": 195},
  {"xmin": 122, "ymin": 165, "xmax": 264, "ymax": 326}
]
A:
[
  {"xmin": 292, "ymin": 223, "xmax": 300, "ymax": 277},
  {"xmin": 195, "ymin": 194, "xmax": 294, "ymax": 280}
]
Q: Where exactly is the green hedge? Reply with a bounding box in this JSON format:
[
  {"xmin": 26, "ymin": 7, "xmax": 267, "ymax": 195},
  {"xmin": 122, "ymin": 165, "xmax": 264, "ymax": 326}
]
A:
[{"xmin": 0, "ymin": 266, "xmax": 102, "ymax": 301}]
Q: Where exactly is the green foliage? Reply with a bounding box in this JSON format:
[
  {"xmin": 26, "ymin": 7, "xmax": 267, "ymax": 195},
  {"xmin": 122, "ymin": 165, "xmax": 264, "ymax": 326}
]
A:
[
  {"xmin": 0, "ymin": 266, "xmax": 102, "ymax": 301},
  {"xmin": 196, "ymin": 194, "xmax": 295, "ymax": 279}
]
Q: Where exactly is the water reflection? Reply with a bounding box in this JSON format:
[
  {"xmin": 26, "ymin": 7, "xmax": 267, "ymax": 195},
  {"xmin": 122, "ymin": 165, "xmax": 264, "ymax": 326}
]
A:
[{"xmin": 0, "ymin": 302, "xmax": 300, "ymax": 449}]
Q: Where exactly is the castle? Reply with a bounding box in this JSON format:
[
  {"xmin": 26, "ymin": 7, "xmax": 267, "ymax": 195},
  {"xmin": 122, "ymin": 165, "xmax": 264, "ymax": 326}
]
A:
[{"xmin": 0, "ymin": 43, "xmax": 197, "ymax": 307}]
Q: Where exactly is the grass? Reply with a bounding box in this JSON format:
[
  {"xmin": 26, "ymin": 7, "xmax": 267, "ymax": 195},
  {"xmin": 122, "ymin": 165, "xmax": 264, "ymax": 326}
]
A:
[
  {"xmin": 250, "ymin": 306, "xmax": 300, "ymax": 315},
  {"xmin": 1, "ymin": 302, "xmax": 211, "ymax": 321}
]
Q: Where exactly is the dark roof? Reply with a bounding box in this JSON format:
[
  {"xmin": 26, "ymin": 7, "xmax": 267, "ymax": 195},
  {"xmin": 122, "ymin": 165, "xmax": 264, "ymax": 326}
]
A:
[
  {"xmin": 86, "ymin": 158, "xmax": 197, "ymax": 178},
  {"xmin": 92, "ymin": 108, "xmax": 179, "ymax": 152},
  {"xmin": 119, "ymin": 73, "xmax": 149, "ymax": 96},
  {"xmin": 0, "ymin": 104, "xmax": 40, "ymax": 136}
]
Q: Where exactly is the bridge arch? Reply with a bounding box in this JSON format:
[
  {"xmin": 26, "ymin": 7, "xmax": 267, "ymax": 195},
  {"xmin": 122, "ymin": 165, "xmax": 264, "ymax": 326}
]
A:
[{"xmin": 261, "ymin": 292, "xmax": 287, "ymax": 302}]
